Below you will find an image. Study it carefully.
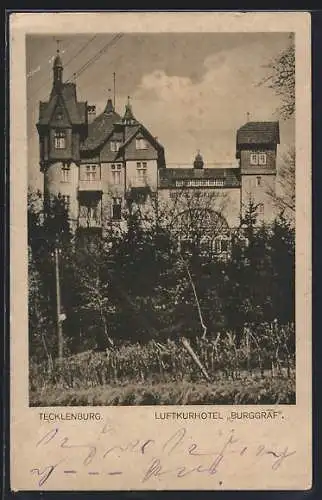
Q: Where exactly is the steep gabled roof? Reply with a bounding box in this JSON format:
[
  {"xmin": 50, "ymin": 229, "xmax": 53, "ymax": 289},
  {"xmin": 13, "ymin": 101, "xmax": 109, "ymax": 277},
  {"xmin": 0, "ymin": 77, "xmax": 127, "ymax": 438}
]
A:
[
  {"xmin": 80, "ymin": 100, "xmax": 121, "ymax": 152},
  {"xmin": 119, "ymin": 123, "xmax": 165, "ymax": 154},
  {"xmin": 38, "ymin": 83, "xmax": 86, "ymax": 127},
  {"xmin": 236, "ymin": 121, "xmax": 280, "ymax": 146}
]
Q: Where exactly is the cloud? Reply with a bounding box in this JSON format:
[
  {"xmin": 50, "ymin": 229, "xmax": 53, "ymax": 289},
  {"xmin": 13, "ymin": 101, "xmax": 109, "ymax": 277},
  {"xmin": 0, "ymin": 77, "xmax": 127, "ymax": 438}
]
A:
[{"xmin": 131, "ymin": 40, "xmax": 293, "ymax": 164}]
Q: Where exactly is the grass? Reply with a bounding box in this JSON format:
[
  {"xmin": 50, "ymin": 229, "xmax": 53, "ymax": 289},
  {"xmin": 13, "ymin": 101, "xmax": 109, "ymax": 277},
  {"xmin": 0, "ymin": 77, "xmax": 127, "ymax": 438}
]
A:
[{"xmin": 30, "ymin": 375, "xmax": 295, "ymax": 406}]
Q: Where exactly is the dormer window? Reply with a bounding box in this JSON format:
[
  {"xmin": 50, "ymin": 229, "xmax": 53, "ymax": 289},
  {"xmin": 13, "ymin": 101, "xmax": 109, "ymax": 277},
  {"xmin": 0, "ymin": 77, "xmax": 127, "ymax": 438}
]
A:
[
  {"xmin": 54, "ymin": 129, "xmax": 66, "ymax": 149},
  {"xmin": 110, "ymin": 140, "xmax": 121, "ymax": 152},
  {"xmin": 136, "ymin": 137, "xmax": 147, "ymax": 150}
]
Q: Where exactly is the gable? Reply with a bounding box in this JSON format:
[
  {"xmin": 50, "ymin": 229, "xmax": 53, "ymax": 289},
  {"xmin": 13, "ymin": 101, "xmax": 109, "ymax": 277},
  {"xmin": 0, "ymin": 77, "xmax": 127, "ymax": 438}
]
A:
[
  {"xmin": 49, "ymin": 96, "xmax": 72, "ymax": 127},
  {"xmin": 38, "ymin": 83, "xmax": 86, "ymax": 128},
  {"xmin": 122, "ymin": 127, "xmax": 159, "ymax": 161}
]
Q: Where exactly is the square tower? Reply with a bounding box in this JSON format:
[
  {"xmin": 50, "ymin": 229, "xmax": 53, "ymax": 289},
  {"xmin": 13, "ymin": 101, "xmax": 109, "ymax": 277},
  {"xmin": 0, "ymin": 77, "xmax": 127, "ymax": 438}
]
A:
[{"xmin": 236, "ymin": 121, "xmax": 280, "ymax": 224}]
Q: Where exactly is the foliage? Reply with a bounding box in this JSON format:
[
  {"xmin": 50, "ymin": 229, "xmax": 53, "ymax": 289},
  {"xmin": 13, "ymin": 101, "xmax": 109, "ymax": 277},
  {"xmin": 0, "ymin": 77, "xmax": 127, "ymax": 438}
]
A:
[
  {"xmin": 28, "ymin": 189, "xmax": 295, "ymax": 366},
  {"xmin": 30, "ymin": 322, "xmax": 295, "ymax": 393},
  {"xmin": 28, "ymin": 190, "xmax": 74, "ymax": 360},
  {"xmin": 30, "ymin": 376, "xmax": 295, "ymax": 406}
]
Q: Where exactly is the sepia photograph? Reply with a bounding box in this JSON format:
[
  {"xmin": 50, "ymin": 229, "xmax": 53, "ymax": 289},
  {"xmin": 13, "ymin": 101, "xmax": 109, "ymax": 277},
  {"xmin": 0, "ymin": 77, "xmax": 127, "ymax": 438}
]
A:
[
  {"xmin": 26, "ymin": 31, "xmax": 297, "ymax": 407},
  {"xmin": 10, "ymin": 12, "xmax": 312, "ymax": 491}
]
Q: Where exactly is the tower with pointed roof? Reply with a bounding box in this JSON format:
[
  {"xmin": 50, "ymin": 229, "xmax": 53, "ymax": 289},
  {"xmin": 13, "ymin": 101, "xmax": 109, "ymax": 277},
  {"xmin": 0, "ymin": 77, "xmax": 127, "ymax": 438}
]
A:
[
  {"xmin": 37, "ymin": 50, "xmax": 166, "ymax": 233},
  {"xmin": 236, "ymin": 121, "xmax": 280, "ymax": 223},
  {"xmin": 37, "ymin": 49, "xmax": 88, "ymax": 227}
]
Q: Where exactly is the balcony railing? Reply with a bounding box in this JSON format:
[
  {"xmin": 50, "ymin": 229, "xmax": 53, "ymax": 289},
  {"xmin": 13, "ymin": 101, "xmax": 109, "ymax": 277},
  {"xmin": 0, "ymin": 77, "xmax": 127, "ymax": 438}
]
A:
[
  {"xmin": 78, "ymin": 216, "xmax": 102, "ymax": 228},
  {"xmin": 78, "ymin": 179, "xmax": 102, "ymax": 192}
]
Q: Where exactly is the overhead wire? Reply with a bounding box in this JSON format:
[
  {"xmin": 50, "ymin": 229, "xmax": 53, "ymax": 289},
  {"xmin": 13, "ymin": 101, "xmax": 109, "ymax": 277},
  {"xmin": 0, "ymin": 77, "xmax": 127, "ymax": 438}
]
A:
[
  {"xmin": 28, "ymin": 38, "xmax": 74, "ymax": 99},
  {"xmin": 63, "ymin": 35, "xmax": 97, "ymax": 69},
  {"xmin": 65, "ymin": 33, "xmax": 123, "ymax": 82},
  {"xmin": 28, "ymin": 34, "xmax": 101, "ymax": 100}
]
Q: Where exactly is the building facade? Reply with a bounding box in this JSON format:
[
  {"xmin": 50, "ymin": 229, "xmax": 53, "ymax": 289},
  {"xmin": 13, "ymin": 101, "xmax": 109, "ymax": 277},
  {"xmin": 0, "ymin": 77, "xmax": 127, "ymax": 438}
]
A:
[
  {"xmin": 37, "ymin": 51, "xmax": 165, "ymax": 233},
  {"xmin": 37, "ymin": 51, "xmax": 280, "ymax": 241}
]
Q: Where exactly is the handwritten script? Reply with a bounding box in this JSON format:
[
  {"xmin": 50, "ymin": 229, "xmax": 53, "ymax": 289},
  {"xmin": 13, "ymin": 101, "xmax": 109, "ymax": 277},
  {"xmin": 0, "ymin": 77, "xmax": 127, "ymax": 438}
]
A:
[{"xmin": 30, "ymin": 423, "xmax": 296, "ymax": 488}]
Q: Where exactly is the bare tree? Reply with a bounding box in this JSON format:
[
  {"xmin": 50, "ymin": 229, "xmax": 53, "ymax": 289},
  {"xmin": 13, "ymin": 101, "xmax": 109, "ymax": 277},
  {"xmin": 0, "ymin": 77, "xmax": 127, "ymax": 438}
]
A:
[
  {"xmin": 259, "ymin": 35, "xmax": 295, "ymax": 120},
  {"xmin": 267, "ymin": 146, "xmax": 295, "ymax": 222},
  {"xmin": 160, "ymin": 189, "xmax": 229, "ymax": 250}
]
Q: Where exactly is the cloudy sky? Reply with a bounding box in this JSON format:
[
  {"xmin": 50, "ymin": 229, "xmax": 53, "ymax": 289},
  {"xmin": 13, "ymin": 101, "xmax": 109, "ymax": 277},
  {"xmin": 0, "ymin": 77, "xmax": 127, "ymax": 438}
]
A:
[{"xmin": 26, "ymin": 32, "xmax": 294, "ymax": 190}]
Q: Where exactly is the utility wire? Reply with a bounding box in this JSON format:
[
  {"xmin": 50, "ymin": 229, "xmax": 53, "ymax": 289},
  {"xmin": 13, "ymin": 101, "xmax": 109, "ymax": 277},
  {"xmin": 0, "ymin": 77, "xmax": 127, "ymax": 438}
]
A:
[
  {"xmin": 28, "ymin": 39, "xmax": 74, "ymax": 99},
  {"xmin": 64, "ymin": 35, "xmax": 97, "ymax": 68},
  {"xmin": 28, "ymin": 35, "xmax": 99, "ymax": 100},
  {"xmin": 65, "ymin": 33, "xmax": 123, "ymax": 82}
]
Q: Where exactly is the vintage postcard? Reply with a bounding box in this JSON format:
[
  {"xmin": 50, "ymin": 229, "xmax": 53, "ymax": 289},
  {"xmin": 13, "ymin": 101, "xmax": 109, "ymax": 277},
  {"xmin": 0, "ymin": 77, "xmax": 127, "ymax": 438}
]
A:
[{"xmin": 10, "ymin": 11, "xmax": 311, "ymax": 491}]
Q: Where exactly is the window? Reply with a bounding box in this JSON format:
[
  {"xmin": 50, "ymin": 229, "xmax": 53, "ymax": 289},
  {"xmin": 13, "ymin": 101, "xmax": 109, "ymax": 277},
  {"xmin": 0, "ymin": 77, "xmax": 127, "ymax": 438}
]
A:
[
  {"xmin": 250, "ymin": 152, "xmax": 267, "ymax": 166},
  {"xmin": 85, "ymin": 165, "xmax": 98, "ymax": 182},
  {"xmin": 54, "ymin": 130, "xmax": 66, "ymax": 149},
  {"xmin": 111, "ymin": 163, "xmax": 122, "ymax": 184},
  {"xmin": 137, "ymin": 162, "xmax": 147, "ymax": 182},
  {"xmin": 213, "ymin": 239, "xmax": 222, "ymax": 254},
  {"xmin": 214, "ymin": 179, "xmax": 224, "ymax": 187},
  {"xmin": 175, "ymin": 180, "xmax": 184, "ymax": 187},
  {"xmin": 221, "ymin": 239, "xmax": 229, "ymax": 252},
  {"xmin": 110, "ymin": 140, "xmax": 121, "ymax": 152},
  {"xmin": 55, "ymin": 110, "xmax": 63, "ymax": 121},
  {"xmin": 61, "ymin": 164, "xmax": 70, "ymax": 182},
  {"xmin": 200, "ymin": 237, "xmax": 212, "ymax": 254},
  {"xmin": 250, "ymin": 153, "xmax": 258, "ymax": 165},
  {"xmin": 136, "ymin": 137, "xmax": 147, "ymax": 150},
  {"xmin": 256, "ymin": 176, "xmax": 262, "ymax": 187},
  {"xmin": 79, "ymin": 200, "xmax": 101, "ymax": 226},
  {"xmin": 213, "ymin": 238, "xmax": 230, "ymax": 254},
  {"xmin": 112, "ymin": 197, "xmax": 122, "ymax": 221}
]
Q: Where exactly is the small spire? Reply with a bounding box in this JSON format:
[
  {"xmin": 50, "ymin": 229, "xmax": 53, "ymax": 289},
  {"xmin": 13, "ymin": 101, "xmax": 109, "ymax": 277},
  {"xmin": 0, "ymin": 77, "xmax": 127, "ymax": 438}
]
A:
[
  {"xmin": 194, "ymin": 150, "xmax": 204, "ymax": 169},
  {"xmin": 104, "ymin": 89, "xmax": 114, "ymax": 114},
  {"xmin": 123, "ymin": 95, "xmax": 136, "ymax": 124},
  {"xmin": 53, "ymin": 39, "xmax": 63, "ymax": 70},
  {"xmin": 246, "ymin": 111, "xmax": 251, "ymax": 122},
  {"xmin": 53, "ymin": 40, "xmax": 63, "ymax": 89}
]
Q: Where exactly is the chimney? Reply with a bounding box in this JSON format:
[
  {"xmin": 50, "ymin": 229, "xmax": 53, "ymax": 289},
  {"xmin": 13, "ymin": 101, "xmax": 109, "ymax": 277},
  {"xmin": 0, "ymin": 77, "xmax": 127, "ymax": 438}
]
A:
[{"xmin": 87, "ymin": 105, "xmax": 96, "ymax": 124}]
